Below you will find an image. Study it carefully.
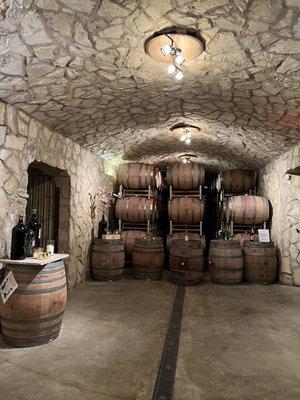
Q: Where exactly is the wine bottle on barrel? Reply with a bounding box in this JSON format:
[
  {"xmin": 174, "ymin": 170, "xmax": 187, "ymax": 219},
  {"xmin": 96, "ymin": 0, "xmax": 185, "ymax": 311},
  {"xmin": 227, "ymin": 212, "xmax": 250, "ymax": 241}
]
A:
[
  {"xmin": 10, "ymin": 214, "xmax": 27, "ymax": 260},
  {"xmin": 98, "ymin": 215, "xmax": 107, "ymax": 239},
  {"xmin": 27, "ymin": 209, "xmax": 41, "ymax": 249}
]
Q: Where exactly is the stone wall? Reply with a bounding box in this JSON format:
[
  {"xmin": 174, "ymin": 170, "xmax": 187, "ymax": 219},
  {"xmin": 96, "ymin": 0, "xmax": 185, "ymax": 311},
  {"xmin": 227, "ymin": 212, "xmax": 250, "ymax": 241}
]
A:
[
  {"xmin": 0, "ymin": 100, "xmax": 111, "ymax": 287},
  {"xmin": 259, "ymin": 144, "xmax": 300, "ymax": 286}
]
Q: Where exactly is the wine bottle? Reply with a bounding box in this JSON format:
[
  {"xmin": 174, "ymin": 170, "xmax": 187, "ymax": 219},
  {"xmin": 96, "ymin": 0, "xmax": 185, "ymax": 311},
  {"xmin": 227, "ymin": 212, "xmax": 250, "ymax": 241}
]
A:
[
  {"xmin": 98, "ymin": 215, "xmax": 108, "ymax": 239},
  {"xmin": 27, "ymin": 209, "xmax": 41, "ymax": 248},
  {"xmin": 10, "ymin": 214, "xmax": 27, "ymax": 260},
  {"xmin": 25, "ymin": 228, "xmax": 35, "ymax": 257}
]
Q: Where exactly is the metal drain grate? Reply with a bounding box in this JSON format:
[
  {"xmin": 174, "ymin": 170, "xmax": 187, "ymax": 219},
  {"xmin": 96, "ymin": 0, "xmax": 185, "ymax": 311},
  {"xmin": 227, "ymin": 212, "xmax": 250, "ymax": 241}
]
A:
[{"xmin": 152, "ymin": 285, "xmax": 186, "ymax": 400}]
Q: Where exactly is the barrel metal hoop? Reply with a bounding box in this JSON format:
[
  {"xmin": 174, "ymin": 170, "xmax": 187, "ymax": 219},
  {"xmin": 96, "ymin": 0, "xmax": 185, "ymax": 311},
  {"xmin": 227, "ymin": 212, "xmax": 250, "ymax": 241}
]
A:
[
  {"xmin": 1, "ymin": 310, "xmax": 65, "ymax": 324},
  {"xmin": 15, "ymin": 283, "xmax": 67, "ymax": 295},
  {"xmin": 16, "ymin": 276, "xmax": 66, "ymax": 285}
]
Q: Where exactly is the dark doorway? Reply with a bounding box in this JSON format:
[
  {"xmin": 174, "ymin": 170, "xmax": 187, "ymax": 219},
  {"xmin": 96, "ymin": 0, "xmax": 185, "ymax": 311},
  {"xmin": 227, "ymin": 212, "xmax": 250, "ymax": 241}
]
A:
[{"xmin": 26, "ymin": 162, "xmax": 70, "ymax": 255}]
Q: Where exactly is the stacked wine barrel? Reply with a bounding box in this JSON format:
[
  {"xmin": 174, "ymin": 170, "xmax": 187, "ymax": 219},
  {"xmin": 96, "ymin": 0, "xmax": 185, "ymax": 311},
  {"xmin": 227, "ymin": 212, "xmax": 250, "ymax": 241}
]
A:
[
  {"xmin": 216, "ymin": 168, "xmax": 269, "ymax": 232},
  {"xmin": 167, "ymin": 162, "xmax": 206, "ymax": 285},
  {"xmin": 208, "ymin": 239, "xmax": 278, "ymax": 285},
  {"xmin": 209, "ymin": 240, "xmax": 244, "ymax": 284},
  {"xmin": 208, "ymin": 168, "xmax": 276, "ymax": 285},
  {"xmin": 91, "ymin": 238, "xmax": 125, "ymax": 281},
  {"xmin": 132, "ymin": 236, "xmax": 164, "ymax": 280},
  {"xmin": 116, "ymin": 163, "xmax": 160, "ymax": 263}
]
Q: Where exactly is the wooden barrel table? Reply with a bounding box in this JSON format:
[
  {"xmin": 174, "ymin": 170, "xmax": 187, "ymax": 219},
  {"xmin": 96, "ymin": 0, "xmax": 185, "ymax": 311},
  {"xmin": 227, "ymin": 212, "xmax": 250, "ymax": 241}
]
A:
[
  {"xmin": 221, "ymin": 169, "xmax": 256, "ymax": 194},
  {"xmin": 132, "ymin": 237, "xmax": 164, "ymax": 280},
  {"xmin": 0, "ymin": 258, "xmax": 67, "ymax": 348},
  {"xmin": 225, "ymin": 195, "xmax": 269, "ymax": 225},
  {"xmin": 91, "ymin": 239, "xmax": 125, "ymax": 281},
  {"xmin": 168, "ymin": 197, "xmax": 204, "ymax": 224},
  {"xmin": 243, "ymin": 241, "xmax": 278, "ymax": 284},
  {"xmin": 167, "ymin": 163, "xmax": 205, "ymax": 190},
  {"xmin": 209, "ymin": 240, "xmax": 243, "ymax": 284},
  {"xmin": 169, "ymin": 240, "xmax": 204, "ymax": 285},
  {"xmin": 117, "ymin": 163, "xmax": 157, "ymax": 189},
  {"xmin": 116, "ymin": 197, "xmax": 157, "ymax": 223},
  {"xmin": 121, "ymin": 230, "xmax": 147, "ymax": 259}
]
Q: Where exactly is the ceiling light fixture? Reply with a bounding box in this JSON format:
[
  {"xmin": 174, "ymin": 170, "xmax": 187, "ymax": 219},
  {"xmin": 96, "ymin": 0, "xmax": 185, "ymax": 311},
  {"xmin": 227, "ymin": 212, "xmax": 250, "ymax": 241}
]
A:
[
  {"xmin": 171, "ymin": 123, "xmax": 202, "ymax": 148},
  {"xmin": 170, "ymin": 123, "xmax": 200, "ymax": 146},
  {"xmin": 179, "ymin": 153, "xmax": 197, "ymax": 164},
  {"xmin": 160, "ymin": 34, "xmax": 185, "ymax": 80},
  {"xmin": 145, "ymin": 28, "xmax": 205, "ymax": 82}
]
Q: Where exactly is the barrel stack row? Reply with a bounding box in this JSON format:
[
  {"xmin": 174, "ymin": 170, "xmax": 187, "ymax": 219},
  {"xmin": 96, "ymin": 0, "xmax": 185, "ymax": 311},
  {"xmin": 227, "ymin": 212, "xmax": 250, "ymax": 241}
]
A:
[
  {"xmin": 208, "ymin": 239, "xmax": 278, "ymax": 285},
  {"xmin": 166, "ymin": 162, "xmax": 206, "ymax": 285},
  {"xmin": 90, "ymin": 235, "xmax": 165, "ymax": 282},
  {"xmin": 214, "ymin": 169, "xmax": 269, "ymax": 237},
  {"xmin": 167, "ymin": 163, "xmax": 205, "ymax": 231},
  {"xmin": 90, "ymin": 235, "xmax": 278, "ymax": 286},
  {"xmin": 115, "ymin": 162, "xmax": 160, "ymax": 263}
]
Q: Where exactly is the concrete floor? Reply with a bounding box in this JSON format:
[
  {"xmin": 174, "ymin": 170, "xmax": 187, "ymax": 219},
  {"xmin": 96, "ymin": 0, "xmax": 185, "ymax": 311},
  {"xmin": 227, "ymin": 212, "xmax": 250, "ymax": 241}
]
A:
[{"xmin": 1, "ymin": 274, "xmax": 300, "ymax": 400}]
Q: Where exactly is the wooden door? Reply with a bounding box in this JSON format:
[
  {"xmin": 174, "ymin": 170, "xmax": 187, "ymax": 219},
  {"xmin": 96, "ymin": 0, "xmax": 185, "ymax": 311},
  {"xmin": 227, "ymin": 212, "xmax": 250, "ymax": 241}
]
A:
[{"xmin": 26, "ymin": 171, "xmax": 60, "ymax": 251}]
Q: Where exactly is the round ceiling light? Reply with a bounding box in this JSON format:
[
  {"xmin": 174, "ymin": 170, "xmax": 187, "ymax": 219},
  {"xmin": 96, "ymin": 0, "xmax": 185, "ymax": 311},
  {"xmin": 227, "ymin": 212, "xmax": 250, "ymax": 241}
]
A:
[
  {"xmin": 179, "ymin": 154, "xmax": 197, "ymax": 164},
  {"xmin": 145, "ymin": 28, "xmax": 205, "ymax": 80},
  {"xmin": 171, "ymin": 123, "xmax": 200, "ymax": 144},
  {"xmin": 145, "ymin": 28, "xmax": 205, "ymax": 64},
  {"xmin": 170, "ymin": 123, "xmax": 201, "ymax": 136}
]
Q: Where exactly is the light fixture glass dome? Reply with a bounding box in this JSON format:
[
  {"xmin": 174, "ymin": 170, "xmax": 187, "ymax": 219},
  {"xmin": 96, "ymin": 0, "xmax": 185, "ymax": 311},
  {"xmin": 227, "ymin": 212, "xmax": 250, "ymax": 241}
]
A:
[
  {"xmin": 175, "ymin": 51, "xmax": 185, "ymax": 65},
  {"xmin": 175, "ymin": 70, "xmax": 184, "ymax": 80},
  {"xmin": 161, "ymin": 44, "xmax": 172, "ymax": 56},
  {"xmin": 167, "ymin": 64, "xmax": 177, "ymax": 75}
]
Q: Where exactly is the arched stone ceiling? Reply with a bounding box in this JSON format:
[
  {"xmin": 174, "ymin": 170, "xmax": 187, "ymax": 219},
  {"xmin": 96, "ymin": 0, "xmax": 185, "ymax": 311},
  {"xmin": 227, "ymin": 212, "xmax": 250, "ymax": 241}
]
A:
[{"xmin": 0, "ymin": 0, "xmax": 299, "ymax": 170}]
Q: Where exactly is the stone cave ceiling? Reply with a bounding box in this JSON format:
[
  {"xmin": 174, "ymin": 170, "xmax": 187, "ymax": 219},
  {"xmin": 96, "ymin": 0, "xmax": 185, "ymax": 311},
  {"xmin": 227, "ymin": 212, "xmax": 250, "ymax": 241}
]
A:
[{"xmin": 0, "ymin": 0, "xmax": 299, "ymax": 170}]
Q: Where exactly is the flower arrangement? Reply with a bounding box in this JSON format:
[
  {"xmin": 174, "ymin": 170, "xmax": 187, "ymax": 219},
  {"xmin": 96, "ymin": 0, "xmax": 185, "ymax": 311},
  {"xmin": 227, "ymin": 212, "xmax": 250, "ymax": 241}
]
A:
[{"xmin": 89, "ymin": 185, "xmax": 113, "ymax": 223}]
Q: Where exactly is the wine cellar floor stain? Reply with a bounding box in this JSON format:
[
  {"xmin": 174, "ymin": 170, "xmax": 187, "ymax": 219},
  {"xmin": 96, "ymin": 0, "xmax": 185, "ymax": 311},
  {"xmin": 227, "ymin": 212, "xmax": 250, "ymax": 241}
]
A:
[{"xmin": 1, "ymin": 275, "xmax": 300, "ymax": 400}]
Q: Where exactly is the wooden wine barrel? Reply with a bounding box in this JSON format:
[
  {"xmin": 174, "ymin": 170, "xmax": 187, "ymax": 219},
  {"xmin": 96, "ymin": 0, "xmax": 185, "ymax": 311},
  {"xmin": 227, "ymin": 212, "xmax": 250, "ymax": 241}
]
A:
[
  {"xmin": 232, "ymin": 233, "xmax": 258, "ymax": 245},
  {"xmin": 116, "ymin": 197, "xmax": 157, "ymax": 223},
  {"xmin": 168, "ymin": 197, "xmax": 204, "ymax": 224},
  {"xmin": 209, "ymin": 240, "xmax": 243, "ymax": 284},
  {"xmin": 243, "ymin": 241, "xmax": 278, "ymax": 284},
  {"xmin": 91, "ymin": 239, "xmax": 125, "ymax": 281},
  {"xmin": 169, "ymin": 240, "xmax": 204, "ymax": 285},
  {"xmin": 0, "ymin": 260, "xmax": 67, "ymax": 348},
  {"xmin": 167, "ymin": 163, "xmax": 205, "ymax": 190},
  {"xmin": 117, "ymin": 163, "xmax": 157, "ymax": 189},
  {"xmin": 121, "ymin": 230, "xmax": 147, "ymax": 259},
  {"xmin": 221, "ymin": 169, "xmax": 256, "ymax": 194},
  {"xmin": 132, "ymin": 237, "xmax": 164, "ymax": 280},
  {"xmin": 225, "ymin": 195, "xmax": 269, "ymax": 225},
  {"xmin": 167, "ymin": 233, "xmax": 206, "ymax": 253}
]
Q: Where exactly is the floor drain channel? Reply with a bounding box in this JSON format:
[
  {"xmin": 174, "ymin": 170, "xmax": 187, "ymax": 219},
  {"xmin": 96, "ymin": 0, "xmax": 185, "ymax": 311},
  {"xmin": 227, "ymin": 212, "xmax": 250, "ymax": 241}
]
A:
[{"xmin": 152, "ymin": 285, "xmax": 186, "ymax": 400}]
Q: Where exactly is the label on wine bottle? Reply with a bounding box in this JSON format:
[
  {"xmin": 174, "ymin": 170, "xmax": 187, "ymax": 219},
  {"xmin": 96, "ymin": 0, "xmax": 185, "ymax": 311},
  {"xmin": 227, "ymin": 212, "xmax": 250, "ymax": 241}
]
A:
[{"xmin": 0, "ymin": 271, "xmax": 18, "ymax": 304}]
